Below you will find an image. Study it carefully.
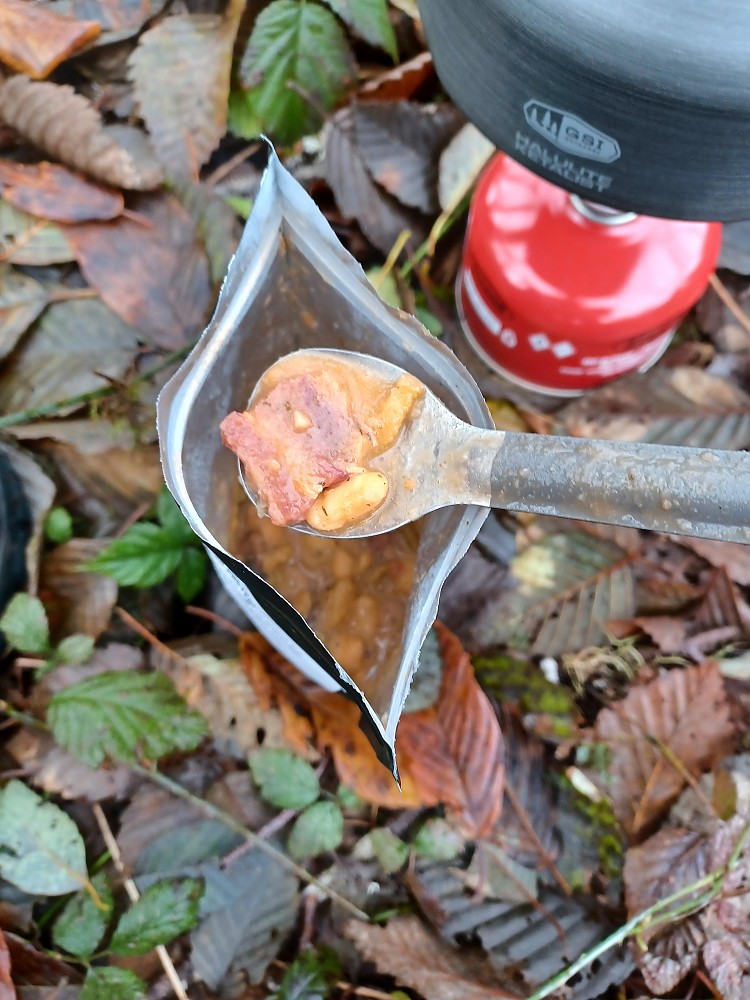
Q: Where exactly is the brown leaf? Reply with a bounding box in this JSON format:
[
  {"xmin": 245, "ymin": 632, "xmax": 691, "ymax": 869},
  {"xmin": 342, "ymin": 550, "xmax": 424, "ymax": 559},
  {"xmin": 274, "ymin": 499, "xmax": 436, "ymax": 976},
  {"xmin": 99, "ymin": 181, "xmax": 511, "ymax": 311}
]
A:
[
  {"xmin": 66, "ymin": 193, "xmax": 211, "ymax": 347},
  {"xmin": 359, "ymin": 50, "xmax": 435, "ymax": 101},
  {"xmin": 0, "ymin": 199, "xmax": 76, "ymax": 266},
  {"xmin": 344, "ymin": 916, "xmax": 518, "ymax": 1000},
  {"xmin": 324, "ymin": 106, "xmax": 428, "ymax": 256},
  {"xmin": 677, "ymin": 535, "xmax": 750, "ymax": 586},
  {"xmin": 129, "ymin": 0, "xmax": 243, "ymax": 178},
  {"xmin": 3, "ymin": 934, "xmax": 79, "ymax": 988},
  {"xmin": 41, "ymin": 0, "xmax": 168, "ymax": 44},
  {"xmin": 0, "ymin": 0, "xmax": 100, "ymax": 79},
  {"xmin": 0, "ymin": 160, "xmax": 123, "ymax": 222},
  {"xmin": 398, "ymin": 622, "xmax": 505, "ymax": 838},
  {"xmin": 41, "ymin": 539, "xmax": 117, "ymax": 639},
  {"xmin": 0, "ymin": 75, "xmax": 162, "ymax": 190},
  {"xmin": 0, "ymin": 928, "xmax": 16, "ymax": 1000},
  {"xmin": 558, "ymin": 366, "xmax": 750, "ymax": 449},
  {"xmin": 592, "ymin": 662, "xmax": 736, "ymax": 839},
  {"xmin": 353, "ymin": 100, "xmax": 463, "ymax": 213},
  {"xmin": 0, "ymin": 266, "xmax": 48, "ymax": 360}
]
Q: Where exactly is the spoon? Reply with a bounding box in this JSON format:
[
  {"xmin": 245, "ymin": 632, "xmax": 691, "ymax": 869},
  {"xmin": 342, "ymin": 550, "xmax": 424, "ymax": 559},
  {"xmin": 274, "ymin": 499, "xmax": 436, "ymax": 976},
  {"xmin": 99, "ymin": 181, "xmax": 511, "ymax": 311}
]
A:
[{"xmin": 238, "ymin": 348, "xmax": 750, "ymax": 543}]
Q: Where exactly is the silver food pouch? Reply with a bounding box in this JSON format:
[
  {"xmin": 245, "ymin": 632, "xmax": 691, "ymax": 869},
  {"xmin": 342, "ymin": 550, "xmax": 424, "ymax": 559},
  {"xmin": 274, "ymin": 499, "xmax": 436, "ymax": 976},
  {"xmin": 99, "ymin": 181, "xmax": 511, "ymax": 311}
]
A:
[{"xmin": 157, "ymin": 142, "xmax": 492, "ymax": 778}]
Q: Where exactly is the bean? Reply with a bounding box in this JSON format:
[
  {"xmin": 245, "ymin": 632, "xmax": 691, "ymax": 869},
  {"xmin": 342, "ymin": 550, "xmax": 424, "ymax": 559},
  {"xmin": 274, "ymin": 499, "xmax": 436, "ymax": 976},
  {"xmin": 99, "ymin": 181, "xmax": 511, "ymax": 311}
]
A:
[
  {"xmin": 332, "ymin": 547, "xmax": 356, "ymax": 579},
  {"xmin": 306, "ymin": 472, "xmax": 388, "ymax": 533}
]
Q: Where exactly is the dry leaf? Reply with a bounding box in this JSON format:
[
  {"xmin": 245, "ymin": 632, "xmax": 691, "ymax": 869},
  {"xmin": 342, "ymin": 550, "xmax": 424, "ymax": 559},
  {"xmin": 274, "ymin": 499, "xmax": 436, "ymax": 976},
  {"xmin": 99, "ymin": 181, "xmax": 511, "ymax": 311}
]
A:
[
  {"xmin": 0, "ymin": 160, "xmax": 123, "ymax": 222},
  {"xmin": 359, "ymin": 50, "xmax": 434, "ymax": 101},
  {"xmin": 40, "ymin": 0, "xmax": 168, "ymax": 44},
  {"xmin": 66, "ymin": 193, "xmax": 211, "ymax": 348},
  {"xmin": 324, "ymin": 106, "xmax": 428, "ymax": 256},
  {"xmin": 592, "ymin": 662, "xmax": 736, "ymax": 838},
  {"xmin": 129, "ymin": 0, "xmax": 244, "ymax": 178},
  {"xmin": 397, "ymin": 622, "xmax": 505, "ymax": 838},
  {"xmin": 353, "ymin": 100, "xmax": 462, "ymax": 213},
  {"xmin": 41, "ymin": 539, "xmax": 117, "ymax": 639},
  {"xmin": 0, "ymin": 0, "xmax": 100, "ymax": 79},
  {"xmin": 345, "ymin": 916, "xmax": 517, "ymax": 1000},
  {"xmin": 0, "ymin": 928, "xmax": 16, "ymax": 1000},
  {"xmin": 677, "ymin": 535, "xmax": 750, "ymax": 587},
  {"xmin": 0, "ymin": 266, "xmax": 48, "ymax": 361},
  {"xmin": 438, "ymin": 122, "xmax": 495, "ymax": 215},
  {"xmin": 0, "ymin": 199, "xmax": 76, "ymax": 266},
  {"xmin": 0, "ymin": 75, "xmax": 162, "ymax": 190},
  {"xmin": 558, "ymin": 366, "xmax": 750, "ymax": 449}
]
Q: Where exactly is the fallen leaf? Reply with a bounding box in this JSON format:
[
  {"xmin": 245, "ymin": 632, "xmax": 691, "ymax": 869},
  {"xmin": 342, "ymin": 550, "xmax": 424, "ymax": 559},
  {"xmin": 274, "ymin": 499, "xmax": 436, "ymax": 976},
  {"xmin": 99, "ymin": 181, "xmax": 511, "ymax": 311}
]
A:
[
  {"xmin": 0, "ymin": 928, "xmax": 16, "ymax": 1000},
  {"xmin": 3, "ymin": 934, "xmax": 80, "ymax": 989},
  {"xmin": 0, "ymin": 161, "xmax": 123, "ymax": 222},
  {"xmin": 0, "ymin": 299, "xmax": 139, "ymax": 413},
  {"xmin": 0, "ymin": 76, "xmax": 163, "ymax": 191},
  {"xmin": 472, "ymin": 531, "xmax": 636, "ymax": 657},
  {"xmin": 359, "ymin": 50, "xmax": 434, "ymax": 101},
  {"xmin": 5, "ymin": 418, "xmax": 136, "ymax": 455},
  {"xmin": 129, "ymin": 0, "xmax": 244, "ymax": 179},
  {"xmin": 345, "ymin": 916, "xmax": 517, "ymax": 1000},
  {"xmin": 0, "ymin": 0, "xmax": 100, "ymax": 79},
  {"xmin": 397, "ymin": 622, "xmax": 505, "ymax": 838},
  {"xmin": 591, "ymin": 662, "xmax": 736, "ymax": 838},
  {"xmin": 324, "ymin": 106, "xmax": 428, "ymax": 256},
  {"xmin": 322, "ymin": 0, "xmax": 397, "ymax": 58},
  {"xmin": 0, "ymin": 266, "xmax": 48, "ymax": 360},
  {"xmin": 438, "ymin": 123, "xmax": 495, "ymax": 214},
  {"xmin": 677, "ymin": 535, "xmax": 750, "ymax": 586},
  {"xmin": 41, "ymin": 539, "xmax": 118, "ymax": 639},
  {"xmin": 174, "ymin": 180, "xmax": 240, "ymax": 286},
  {"xmin": 40, "ymin": 0, "xmax": 168, "ymax": 45},
  {"xmin": 66, "ymin": 193, "xmax": 211, "ymax": 348},
  {"xmin": 558, "ymin": 366, "xmax": 750, "ymax": 449},
  {"xmin": 0, "ymin": 199, "xmax": 76, "ymax": 265}
]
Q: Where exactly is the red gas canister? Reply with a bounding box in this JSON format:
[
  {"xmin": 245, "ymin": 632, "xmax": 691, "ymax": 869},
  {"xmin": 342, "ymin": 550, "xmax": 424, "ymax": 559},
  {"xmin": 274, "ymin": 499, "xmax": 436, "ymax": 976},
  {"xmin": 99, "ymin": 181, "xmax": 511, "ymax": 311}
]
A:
[{"xmin": 457, "ymin": 155, "xmax": 722, "ymax": 396}]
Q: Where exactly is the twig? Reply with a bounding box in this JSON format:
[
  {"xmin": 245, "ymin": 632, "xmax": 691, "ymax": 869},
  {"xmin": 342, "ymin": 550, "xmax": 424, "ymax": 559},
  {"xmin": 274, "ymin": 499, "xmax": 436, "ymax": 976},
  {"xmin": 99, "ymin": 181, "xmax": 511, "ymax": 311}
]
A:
[
  {"xmin": 185, "ymin": 605, "xmax": 245, "ymax": 638},
  {"xmin": 503, "ymin": 783, "xmax": 572, "ymax": 897},
  {"xmin": 709, "ymin": 272, "xmax": 750, "ymax": 338},
  {"xmin": 92, "ymin": 803, "xmax": 189, "ymax": 1000},
  {"xmin": 221, "ymin": 808, "xmax": 297, "ymax": 868},
  {"xmin": 46, "ymin": 287, "xmax": 99, "ymax": 303},
  {"xmin": 115, "ymin": 607, "xmax": 193, "ymax": 669},
  {"xmin": 132, "ymin": 763, "xmax": 369, "ymax": 922},
  {"xmin": 525, "ymin": 814, "xmax": 750, "ymax": 1000},
  {"xmin": 371, "ymin": 229, "xmax": 412, "ymax": 292},
  {"xmin": 205, "ymin": 141, "xmax": 261, "ymax": 187}
]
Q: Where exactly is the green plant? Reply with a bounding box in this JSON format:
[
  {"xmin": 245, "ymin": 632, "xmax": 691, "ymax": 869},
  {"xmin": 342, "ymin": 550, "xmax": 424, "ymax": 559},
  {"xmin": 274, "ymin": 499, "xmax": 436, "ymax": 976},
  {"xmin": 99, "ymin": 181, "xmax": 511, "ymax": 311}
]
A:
[{"xmin": 0, "ymin": 592, "xmax": 94, "ymax": 675}]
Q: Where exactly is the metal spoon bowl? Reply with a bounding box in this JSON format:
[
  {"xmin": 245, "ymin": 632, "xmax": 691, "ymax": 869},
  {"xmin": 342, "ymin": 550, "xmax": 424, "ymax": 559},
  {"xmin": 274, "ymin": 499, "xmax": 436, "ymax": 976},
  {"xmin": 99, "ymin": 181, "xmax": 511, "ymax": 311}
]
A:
[{"xmin": 239, "ymin": 348, "xmax": 750, "ymax": 543}]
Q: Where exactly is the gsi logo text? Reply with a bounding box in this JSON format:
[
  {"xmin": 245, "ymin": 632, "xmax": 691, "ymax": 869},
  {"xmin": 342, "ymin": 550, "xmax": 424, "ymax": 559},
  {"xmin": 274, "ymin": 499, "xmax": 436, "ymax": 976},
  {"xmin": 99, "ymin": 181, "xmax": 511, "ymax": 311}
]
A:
[{"xmin": 523, "ymin": 101, "xmax": 621, "ymax": 163}]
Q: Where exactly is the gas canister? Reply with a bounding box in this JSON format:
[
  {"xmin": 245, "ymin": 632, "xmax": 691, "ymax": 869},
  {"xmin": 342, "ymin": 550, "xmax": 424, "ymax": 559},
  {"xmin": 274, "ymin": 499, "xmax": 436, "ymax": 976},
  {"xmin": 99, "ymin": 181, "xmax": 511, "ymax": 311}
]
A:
[{"xmin": 457, "ymin": 155, "xmax": 722, "ymax": 396}]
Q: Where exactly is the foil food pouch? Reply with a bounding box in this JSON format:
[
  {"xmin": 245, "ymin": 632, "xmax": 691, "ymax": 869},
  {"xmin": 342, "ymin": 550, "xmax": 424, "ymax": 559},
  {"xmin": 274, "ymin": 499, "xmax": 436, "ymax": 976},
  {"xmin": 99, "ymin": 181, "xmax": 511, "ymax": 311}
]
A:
[{"xmin": 157, "ymin": 142, "xmax": 492, "ymax": 777}]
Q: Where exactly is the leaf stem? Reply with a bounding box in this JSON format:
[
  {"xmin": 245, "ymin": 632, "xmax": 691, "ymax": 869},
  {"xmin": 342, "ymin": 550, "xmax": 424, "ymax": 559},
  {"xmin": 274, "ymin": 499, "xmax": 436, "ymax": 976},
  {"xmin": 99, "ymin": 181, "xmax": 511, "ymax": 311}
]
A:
[
  {"xmin": 131, "ymin": 763, "xmax": 369, "ymax": 922},
  {"xmin": 525, "ymin": 815, "xmax": 750, "ymax": 1000}
]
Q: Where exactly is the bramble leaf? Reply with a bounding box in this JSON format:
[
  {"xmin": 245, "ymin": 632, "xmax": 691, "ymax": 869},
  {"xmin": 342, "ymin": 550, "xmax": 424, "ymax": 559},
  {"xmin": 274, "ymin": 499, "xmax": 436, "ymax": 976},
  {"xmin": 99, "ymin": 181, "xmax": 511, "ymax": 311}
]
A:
[
  {"xmin": 321, "ymin": 0, "xmax": 397, "ymax": 59},
  {"xmin": 0, "ymin": 593, "xmax": 50, "ymax": 653},
  {"xmin": 250, "ymin": 749, "xmax": 320, "ymax": 811},
  {"xmin": 287, "ymin": 801, "xmax": 343, "ymax": 860},
  {"xmin": 80, "ymin": 967, "xmax": 146, "ymax": 1000},
  {"xmin": 53, "ymin": 871, "xmax": 113, "ymax": 957},
  {"xmin": 109, "ymin": 878, "xmax": 203, "ymax": 955}
]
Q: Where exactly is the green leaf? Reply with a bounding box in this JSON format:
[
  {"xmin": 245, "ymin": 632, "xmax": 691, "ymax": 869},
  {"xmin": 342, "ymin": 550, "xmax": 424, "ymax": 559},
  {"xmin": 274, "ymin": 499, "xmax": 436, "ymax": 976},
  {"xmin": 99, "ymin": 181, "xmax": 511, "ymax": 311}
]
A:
[
  {"xmin": 413, "ymin": 818, "xmax": 465, "ymax": 861},
  {"xmin": 269, "ymin": 946, "xmax": 342, "ymax": 1000},
  {"xmin": 287, "ymin": 802, "xmax": 343, "ymax": 860},
  {"xmin": 368, "ymin": 829, "xmax": 409, "ymax": 873},
  {"xmin": 81, "ymin": 968, "xmax": 146, "ymax": 1000},
  {"xmin": 223, "ymin": 194, "xmax": 253, "ymax": 220},
  {"xmin": 156, "ymin": 488, "xmax": 195, "ymax": 543},
  {"xmin": 109, "ymin": 878, "xmax": 204, "ymax": 955},
  {"xmin": 48, "ymin": 670, "xmax": 208, "ymax": 767},
  {"xmin": 0, "ymin": 593, "xmax": 50, "ymax": 653},
  {"xmin": 56, "ymin": 633, "xmax": 95, "ymax": 666},
  {"xmin": 237, "ymin": 0, "xmax": 356, "ymax": 144},
  {"xmin": 249, "ymin": 749, "xmax": 320, "ymax": 810},
  {"xmin": 0, "ymin": 781, "xmax": 87, "ymax": 895},
  {"xmin": 321, "ymin": 0, "xmax": 397, "ymax": 59},
  {"xmin": 44, "ymin": 506, "xmax": 74, "ymax": 544},
  {"xmin": 175, "ymin": 546, "xmax": 208, "ymax": 603},
  {"xmin": 85, "ymin": 523, "xmax": 184, "ymax": 588},
  {"xmin": 53, "ymin": 871, "xmax": 113, "ymax": 957}
]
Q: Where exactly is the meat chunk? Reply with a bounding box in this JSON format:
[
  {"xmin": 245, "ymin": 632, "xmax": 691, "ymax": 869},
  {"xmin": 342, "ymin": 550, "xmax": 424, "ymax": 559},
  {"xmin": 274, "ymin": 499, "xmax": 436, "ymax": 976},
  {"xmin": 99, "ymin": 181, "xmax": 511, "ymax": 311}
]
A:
[{"xmin": 221, "ymin": 370, "xmax": 370, "ymax": 526}]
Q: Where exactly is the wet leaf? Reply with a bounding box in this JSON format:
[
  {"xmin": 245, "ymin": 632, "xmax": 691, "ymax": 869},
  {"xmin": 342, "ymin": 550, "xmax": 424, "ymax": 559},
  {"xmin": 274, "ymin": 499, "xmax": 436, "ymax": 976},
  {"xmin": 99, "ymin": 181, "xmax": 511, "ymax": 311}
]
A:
[
  {"xmin": 359, "ymin": 50, "xmax": 434, "ymax": 101},
  {"xmin": 236, "ymin": 0, "xmax": 355, "ymax": 145},
  {"xmin": 0, "ymin": 781, "xmax": 87, "ymax": 896},
  {"xmin": 473, "ymin": 531, "xmax": 636, "ymax": 657},
  {"xmin": 0, "ymin": 929, "xmax": 14, "ymax": 1000},
  {"xmin": 591, "ymin": 662, "xmax": 735, "ymax": 838},
  {"xmin": 0, "ymin": 594, "xmax": 50, "ymax": 654},
  {"xmin": 287, "ymin": 801, "xmax": 344, "ymax": 860},
  {"xmin": 0, "ymin": 0, "xmax": 100, "ymax": 79},
  {"xmin": 80, "ymin": 968, "xmax": 145, "ymax": 1000},
  {"xmin": 128, "ymin": 0, "xmax": 244, "ymax": 179},
  {"xmin": 48, "ymin": 670, "xmax": 208, "ymax": 767},
  {"xmin": 0, "ymin": 267, "xmax": 48, "ymax": 360},
  {"xmin": 66, "ymin": 193, "xmax": 211, "ymax": 348},
  {"xmin": 0, "ymin": 76, "xmax": 163, "ymax": 191},
  {"xmin": 353, "ymin": 100, "xmax": 462, "ymax": 213},
  {"xmin": 677, "ymin": 535, "xmax": 750, "ymax": 586},
  {"xmin": 42, "ymin": 539, "xmax": 118, "ymax": 640},
  {"xmin": 397, "ymin": 623, "xmax": 505, "ymax": 838},
  {"xmin": 324, "ymin": 106, "xmax": 428, "ymax": 255},
  {"xmin": 413, "ymin": 818, "xmax": 465, "ymax": 862},
  {"xmin": 52, "ymin": 872, "xmax": 112, "ymax": 958},
  {"xmin": 345, "ymin": 916, "xmax": 515, "ymax": 1000},
  {"xmin": 0, "ymin": 299, "xmax": 139, "ymax": 414},
  {"xmin": 438, "ymin": 123, "xmax": 495, "ymax": 214},
  {"xmin": 269, "ymin": 947, "xmax": 341, "ymax": 1000},
  {"xmin": 0, "ymin": 200, "xmax": 75, "ymax": 265},
  {"xmin": 249, "ymin": 749, "xmax": 320, "ymax": 810},
  {"xmin": 558, "ymin": 366, "xmax": 750, "ymax": 449},
  {"xmin": 109, "ymin": 878, "xmax": 203, "ymax": 955},
  {"xmin": 174, "ymin": 180, "xmax": 240, "ymax": 286},
  {"xmin": 42, "ymin": 0, "xmax": 167, "ymax": 45},
  {"xmin": 321, "ymin": 0, "xmax": 397, "ymax": 58},
  {"xmin": 191, "ymin": 847, "xmax": 298, "ymax": 989},
  {"xmin": 0, "ymin": 161, "xmax": 122, "ymax": 223}
]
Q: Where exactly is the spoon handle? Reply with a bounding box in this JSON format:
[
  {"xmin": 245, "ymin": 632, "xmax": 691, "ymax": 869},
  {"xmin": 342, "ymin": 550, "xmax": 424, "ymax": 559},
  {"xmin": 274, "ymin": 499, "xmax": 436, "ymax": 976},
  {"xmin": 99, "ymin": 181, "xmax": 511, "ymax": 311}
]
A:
[{"xmin": 488, "ymin": 433, "xmax": 750, "ymax": 543}]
